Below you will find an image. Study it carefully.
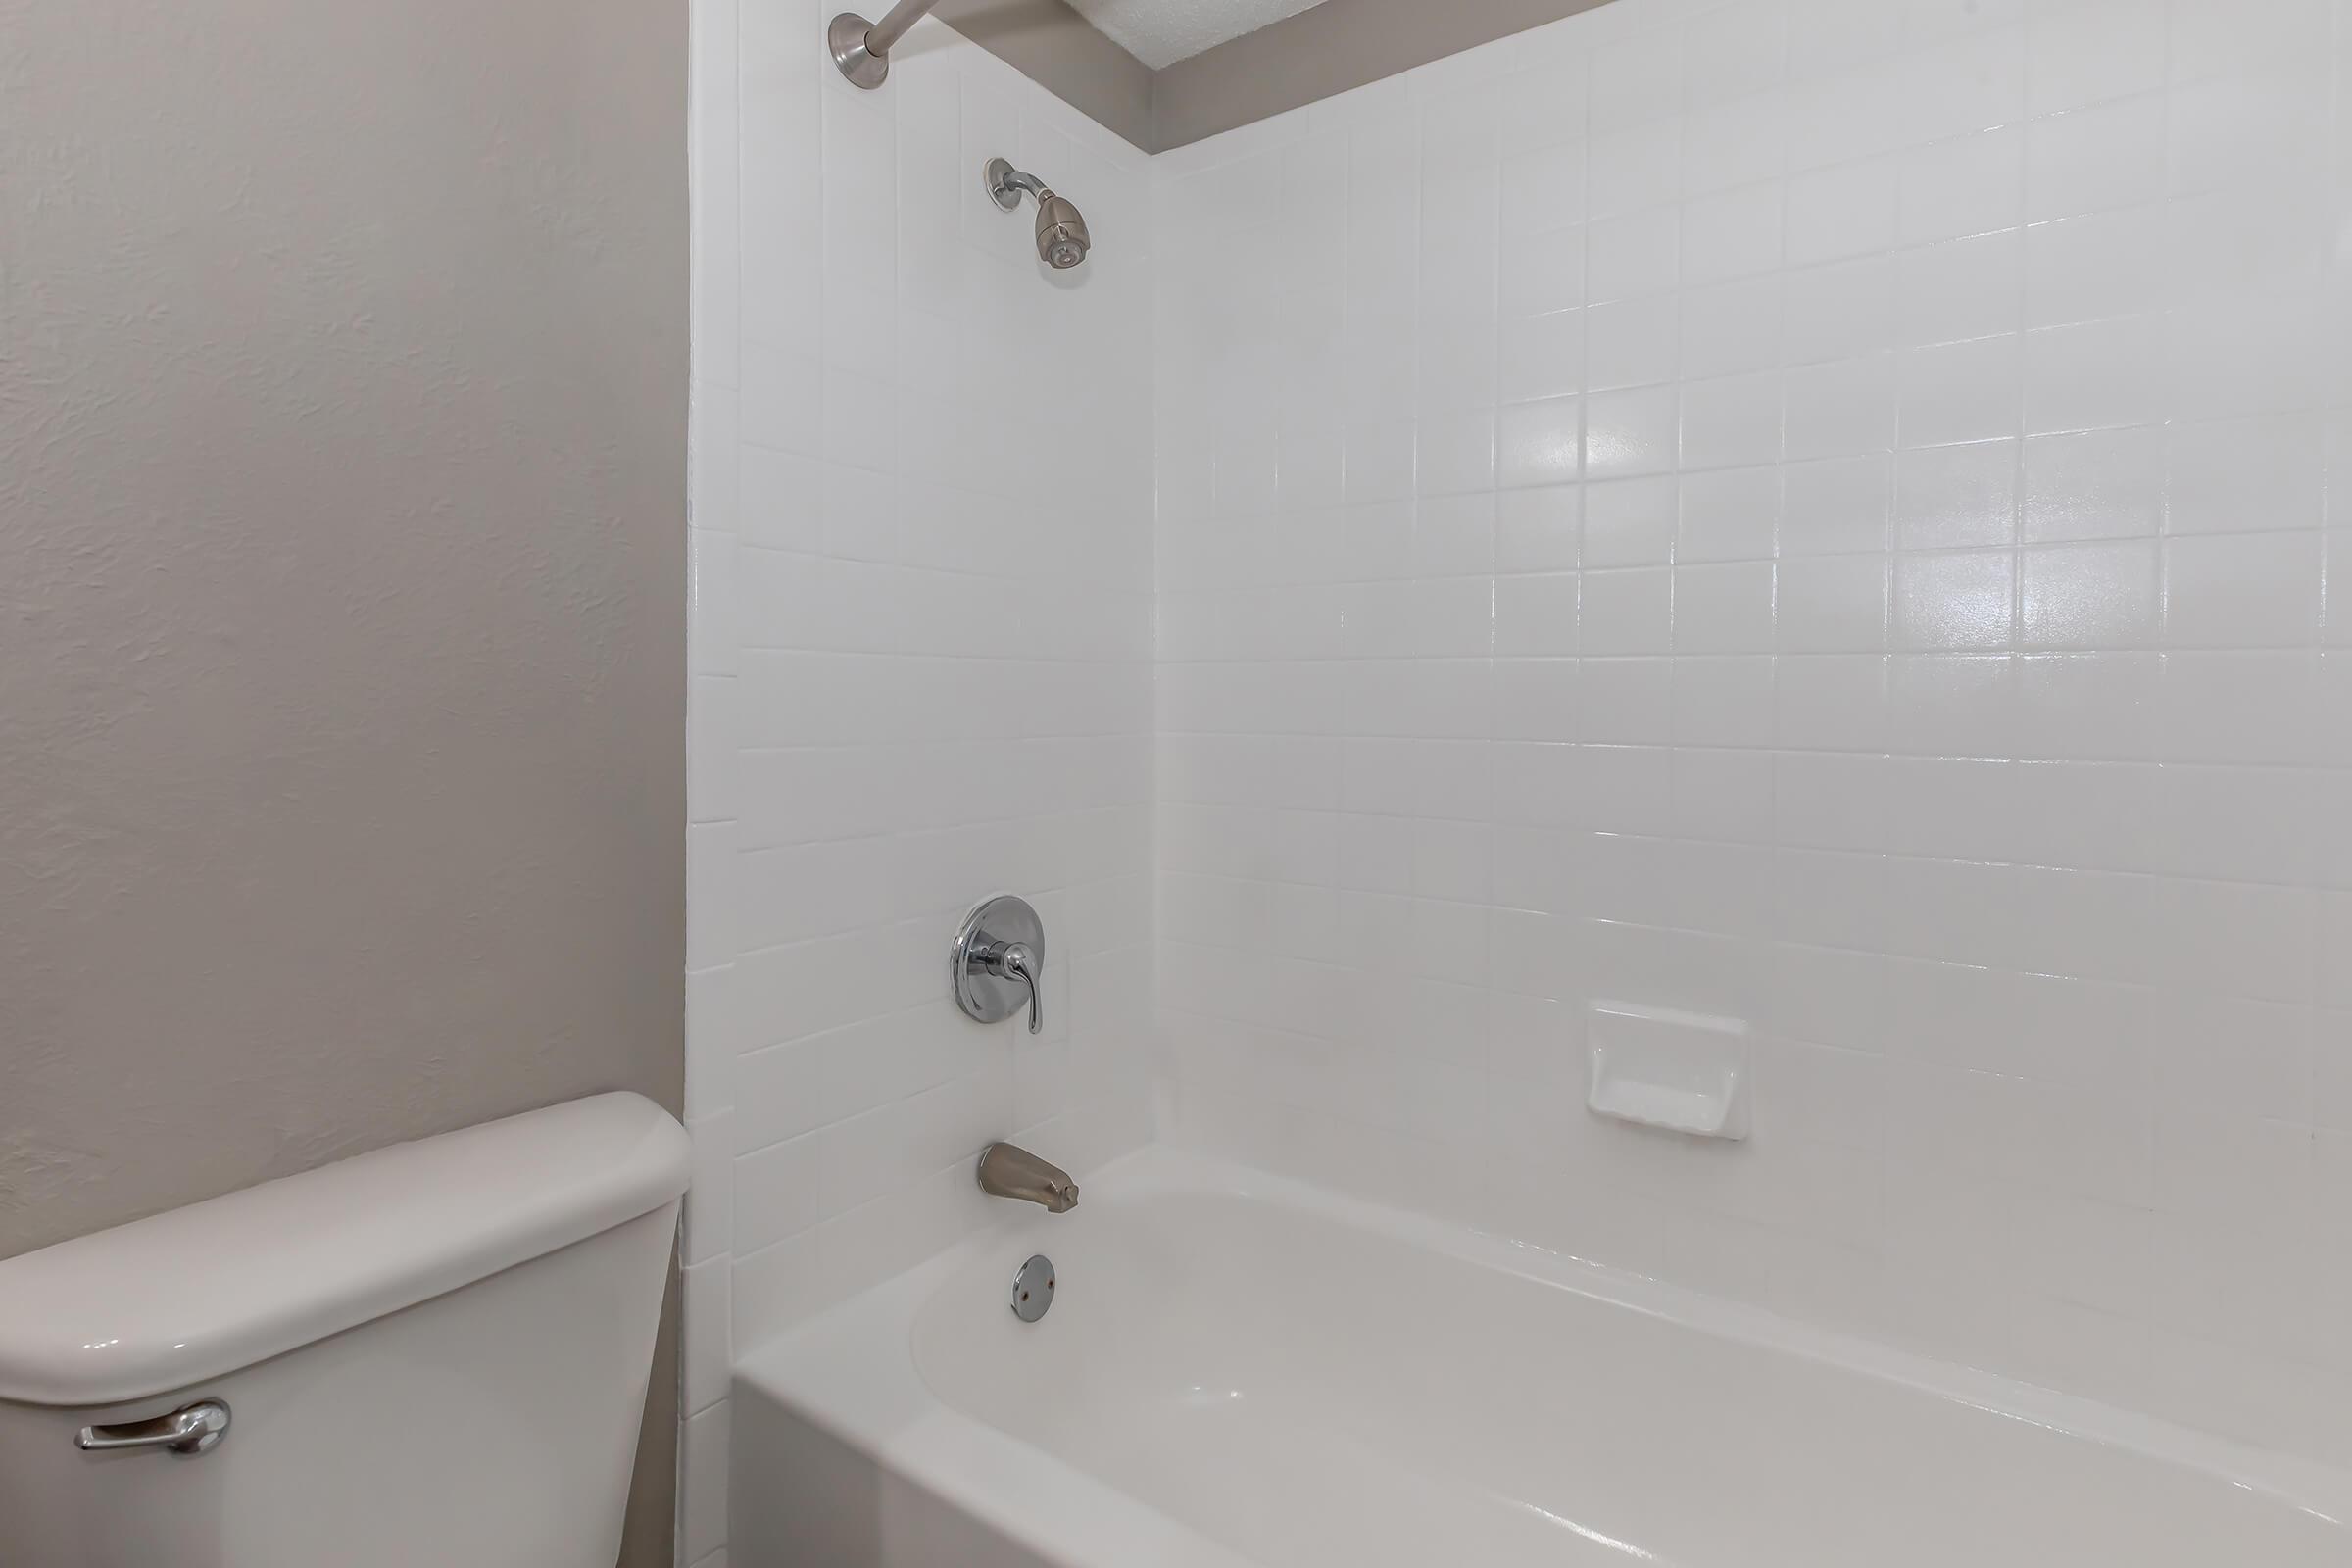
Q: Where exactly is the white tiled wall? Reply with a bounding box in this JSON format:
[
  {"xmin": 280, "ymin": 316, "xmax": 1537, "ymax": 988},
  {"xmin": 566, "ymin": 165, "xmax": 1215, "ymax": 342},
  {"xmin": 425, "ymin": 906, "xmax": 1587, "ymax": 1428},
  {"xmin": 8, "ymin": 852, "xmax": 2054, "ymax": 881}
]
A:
[
  {"xmin": 692, "ymin": 0, "xmax": 2352, "ymax": 1548},
  {"xmin": 1152, "ymin": 0, "xmax": 2352, "ymax": 1466},
  {"xmin": 681, "ymin": 1, "xmax": 1157, "ymax": 1557}
]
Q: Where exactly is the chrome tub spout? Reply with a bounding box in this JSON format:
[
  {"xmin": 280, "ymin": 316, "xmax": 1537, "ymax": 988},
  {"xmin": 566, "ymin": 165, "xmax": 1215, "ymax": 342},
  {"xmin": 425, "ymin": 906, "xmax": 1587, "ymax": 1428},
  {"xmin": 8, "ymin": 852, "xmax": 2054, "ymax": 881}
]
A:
[{"xmin": 977, "ymin": 1143, "xmax": 1079, "ymax": 1213}]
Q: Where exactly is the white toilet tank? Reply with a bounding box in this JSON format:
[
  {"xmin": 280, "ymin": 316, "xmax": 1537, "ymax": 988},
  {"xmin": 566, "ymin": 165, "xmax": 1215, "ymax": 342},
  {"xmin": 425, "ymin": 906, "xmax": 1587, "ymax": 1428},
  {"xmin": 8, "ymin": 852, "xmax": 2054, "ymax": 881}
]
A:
[{"xmin": 0, "ymin": 1092, "xmax": 691, "ymax": 1568}]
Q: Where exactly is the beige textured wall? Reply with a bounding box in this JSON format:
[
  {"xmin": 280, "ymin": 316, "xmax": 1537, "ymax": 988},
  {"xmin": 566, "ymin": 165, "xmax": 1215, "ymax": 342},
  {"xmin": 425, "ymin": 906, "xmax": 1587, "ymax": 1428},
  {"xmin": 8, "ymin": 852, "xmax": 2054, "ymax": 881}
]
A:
[{"xmin": 1, "ymin": 0, "xmax": 687, "ymax": 1558}]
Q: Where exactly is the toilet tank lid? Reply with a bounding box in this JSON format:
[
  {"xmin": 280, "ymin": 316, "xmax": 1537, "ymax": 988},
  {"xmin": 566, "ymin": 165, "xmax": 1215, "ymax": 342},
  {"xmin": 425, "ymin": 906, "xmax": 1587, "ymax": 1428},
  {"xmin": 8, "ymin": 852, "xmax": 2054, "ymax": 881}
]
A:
[{"xmin": 0, "ymin": 1092, "xmax": 691, "ymax": 1407}]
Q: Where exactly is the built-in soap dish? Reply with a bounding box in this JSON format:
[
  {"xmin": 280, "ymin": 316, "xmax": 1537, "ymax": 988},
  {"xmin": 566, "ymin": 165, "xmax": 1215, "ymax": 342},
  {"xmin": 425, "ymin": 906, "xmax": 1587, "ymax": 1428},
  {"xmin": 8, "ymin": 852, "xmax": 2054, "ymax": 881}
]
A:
[{"xmin": 1586, "ymin": 1000, "xmax": 1749, "ymax": 1141}]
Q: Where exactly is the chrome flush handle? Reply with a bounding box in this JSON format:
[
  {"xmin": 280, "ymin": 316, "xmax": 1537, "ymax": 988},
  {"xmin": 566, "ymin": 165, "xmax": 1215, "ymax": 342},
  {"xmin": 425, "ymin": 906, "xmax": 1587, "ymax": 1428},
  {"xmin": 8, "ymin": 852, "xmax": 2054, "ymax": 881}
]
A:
[{"xmin": 76, "ymin": 1398, "xmax": 231, "ymax": 1457}]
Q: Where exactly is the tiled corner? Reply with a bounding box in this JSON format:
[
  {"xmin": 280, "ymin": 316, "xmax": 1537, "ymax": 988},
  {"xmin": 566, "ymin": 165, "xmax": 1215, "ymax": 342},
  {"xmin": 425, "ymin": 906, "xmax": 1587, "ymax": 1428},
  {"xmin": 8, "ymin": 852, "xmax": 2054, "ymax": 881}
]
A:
[{"xmin": 1150, "ymin": 0, "xmax": 2352, "ymax": 1466}]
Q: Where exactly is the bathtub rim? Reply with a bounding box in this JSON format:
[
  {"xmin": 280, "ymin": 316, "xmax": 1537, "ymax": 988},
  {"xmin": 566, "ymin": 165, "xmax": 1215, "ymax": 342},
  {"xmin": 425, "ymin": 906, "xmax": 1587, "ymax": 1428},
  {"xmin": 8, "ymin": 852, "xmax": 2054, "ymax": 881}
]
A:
[{"xmin": 731, "ymin": 1143, "xmax": 2352, "ymax": 1562}]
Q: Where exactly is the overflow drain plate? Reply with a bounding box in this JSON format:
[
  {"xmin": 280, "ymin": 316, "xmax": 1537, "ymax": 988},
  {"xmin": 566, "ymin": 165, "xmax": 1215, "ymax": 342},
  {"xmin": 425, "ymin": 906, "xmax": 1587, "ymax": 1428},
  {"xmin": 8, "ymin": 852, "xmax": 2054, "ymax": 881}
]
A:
[{"xmin": 1010, "ymin": 1254, "xmax": 1055, "ymax": 1323}]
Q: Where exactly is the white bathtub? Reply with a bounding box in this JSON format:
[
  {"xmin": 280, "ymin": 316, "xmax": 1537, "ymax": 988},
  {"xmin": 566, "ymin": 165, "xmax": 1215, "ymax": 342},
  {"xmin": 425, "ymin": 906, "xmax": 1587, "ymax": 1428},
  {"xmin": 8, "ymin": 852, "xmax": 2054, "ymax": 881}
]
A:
[{"xmin": 732, "ymin": 1148, "xmax": 2352, "ymax": 1566}]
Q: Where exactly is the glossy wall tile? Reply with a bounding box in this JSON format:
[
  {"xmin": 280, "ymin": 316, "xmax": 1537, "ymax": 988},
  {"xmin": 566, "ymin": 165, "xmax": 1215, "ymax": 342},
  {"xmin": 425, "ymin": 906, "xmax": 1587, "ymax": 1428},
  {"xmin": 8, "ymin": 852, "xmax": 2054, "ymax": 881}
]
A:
[
  {"xmin": 693, "ymin": 0, "xmax": 2352, "ymax": 1554},
  {"xmin": 1152, "ymin": 0, "xmax": 2352, "ymax": 1468},
  {"xmin": 682, "ymin": 0, "xmax": 1158, "ymax": 1558}
]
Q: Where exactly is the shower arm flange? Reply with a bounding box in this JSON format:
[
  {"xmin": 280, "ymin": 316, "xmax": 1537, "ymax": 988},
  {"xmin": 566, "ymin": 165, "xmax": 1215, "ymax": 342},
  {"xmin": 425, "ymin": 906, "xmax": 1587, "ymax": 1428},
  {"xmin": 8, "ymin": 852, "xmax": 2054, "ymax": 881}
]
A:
[
  {"xmin": 986, "ymin": 159, "xmax": 1048, "ymax": 212},
  {"xmin": 829, "ymin": 0, "xmax": 943, "ymax": 90}
]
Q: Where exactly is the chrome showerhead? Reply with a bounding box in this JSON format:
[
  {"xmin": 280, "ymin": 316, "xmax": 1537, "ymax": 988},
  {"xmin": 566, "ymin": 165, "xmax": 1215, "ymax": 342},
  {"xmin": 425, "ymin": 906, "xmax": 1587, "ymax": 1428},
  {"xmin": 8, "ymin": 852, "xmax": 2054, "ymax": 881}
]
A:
[
  {"xmin": 985, "ymin": 156, "xmax": 1091, "ymax": 270},
  {"xmin": 1034, "ymin": 193, "xmax": 1091, "ymax": 270}
]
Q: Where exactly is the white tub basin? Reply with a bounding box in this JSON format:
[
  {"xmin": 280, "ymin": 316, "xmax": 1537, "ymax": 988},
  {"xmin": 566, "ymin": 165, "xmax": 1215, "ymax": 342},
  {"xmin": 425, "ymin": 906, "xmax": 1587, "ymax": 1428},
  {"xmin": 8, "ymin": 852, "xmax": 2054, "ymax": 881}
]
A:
[{"xmin": 732, "ymin": 1148, "xmax": 2352, "ymax": 1566}]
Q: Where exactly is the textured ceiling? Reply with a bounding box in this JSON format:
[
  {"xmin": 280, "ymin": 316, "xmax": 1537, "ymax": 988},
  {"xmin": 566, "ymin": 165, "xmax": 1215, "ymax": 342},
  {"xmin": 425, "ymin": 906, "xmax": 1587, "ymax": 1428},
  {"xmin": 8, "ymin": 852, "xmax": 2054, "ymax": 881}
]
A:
[{"xmin": 1061, "ymin": 0, "xmax": 1333, "ymax": 68}]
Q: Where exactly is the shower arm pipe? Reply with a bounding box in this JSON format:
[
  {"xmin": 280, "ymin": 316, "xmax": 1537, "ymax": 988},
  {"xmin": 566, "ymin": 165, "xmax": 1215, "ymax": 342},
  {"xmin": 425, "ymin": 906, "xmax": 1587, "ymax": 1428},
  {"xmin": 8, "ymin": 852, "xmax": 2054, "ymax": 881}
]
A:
[
  {"xmin": 993, "ymin": 167, "xmax": 1048, "ymax": 203},
  {"xmin": 829, "ymin": 0, "xmax": 943, "ymax": 88}
]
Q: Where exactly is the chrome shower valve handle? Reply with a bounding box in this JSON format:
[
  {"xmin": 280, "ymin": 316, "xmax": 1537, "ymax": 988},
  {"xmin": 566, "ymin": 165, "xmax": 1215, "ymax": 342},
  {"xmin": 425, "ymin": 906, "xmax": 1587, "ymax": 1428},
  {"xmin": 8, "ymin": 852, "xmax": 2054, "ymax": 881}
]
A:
[
  {"xmin": 952, "ymin": 895, "xmax": 1046, "ymax": 1036},
  {"xmin": 972, "ymin": 939, "xmax": 1043, "ymax": 1035}
]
